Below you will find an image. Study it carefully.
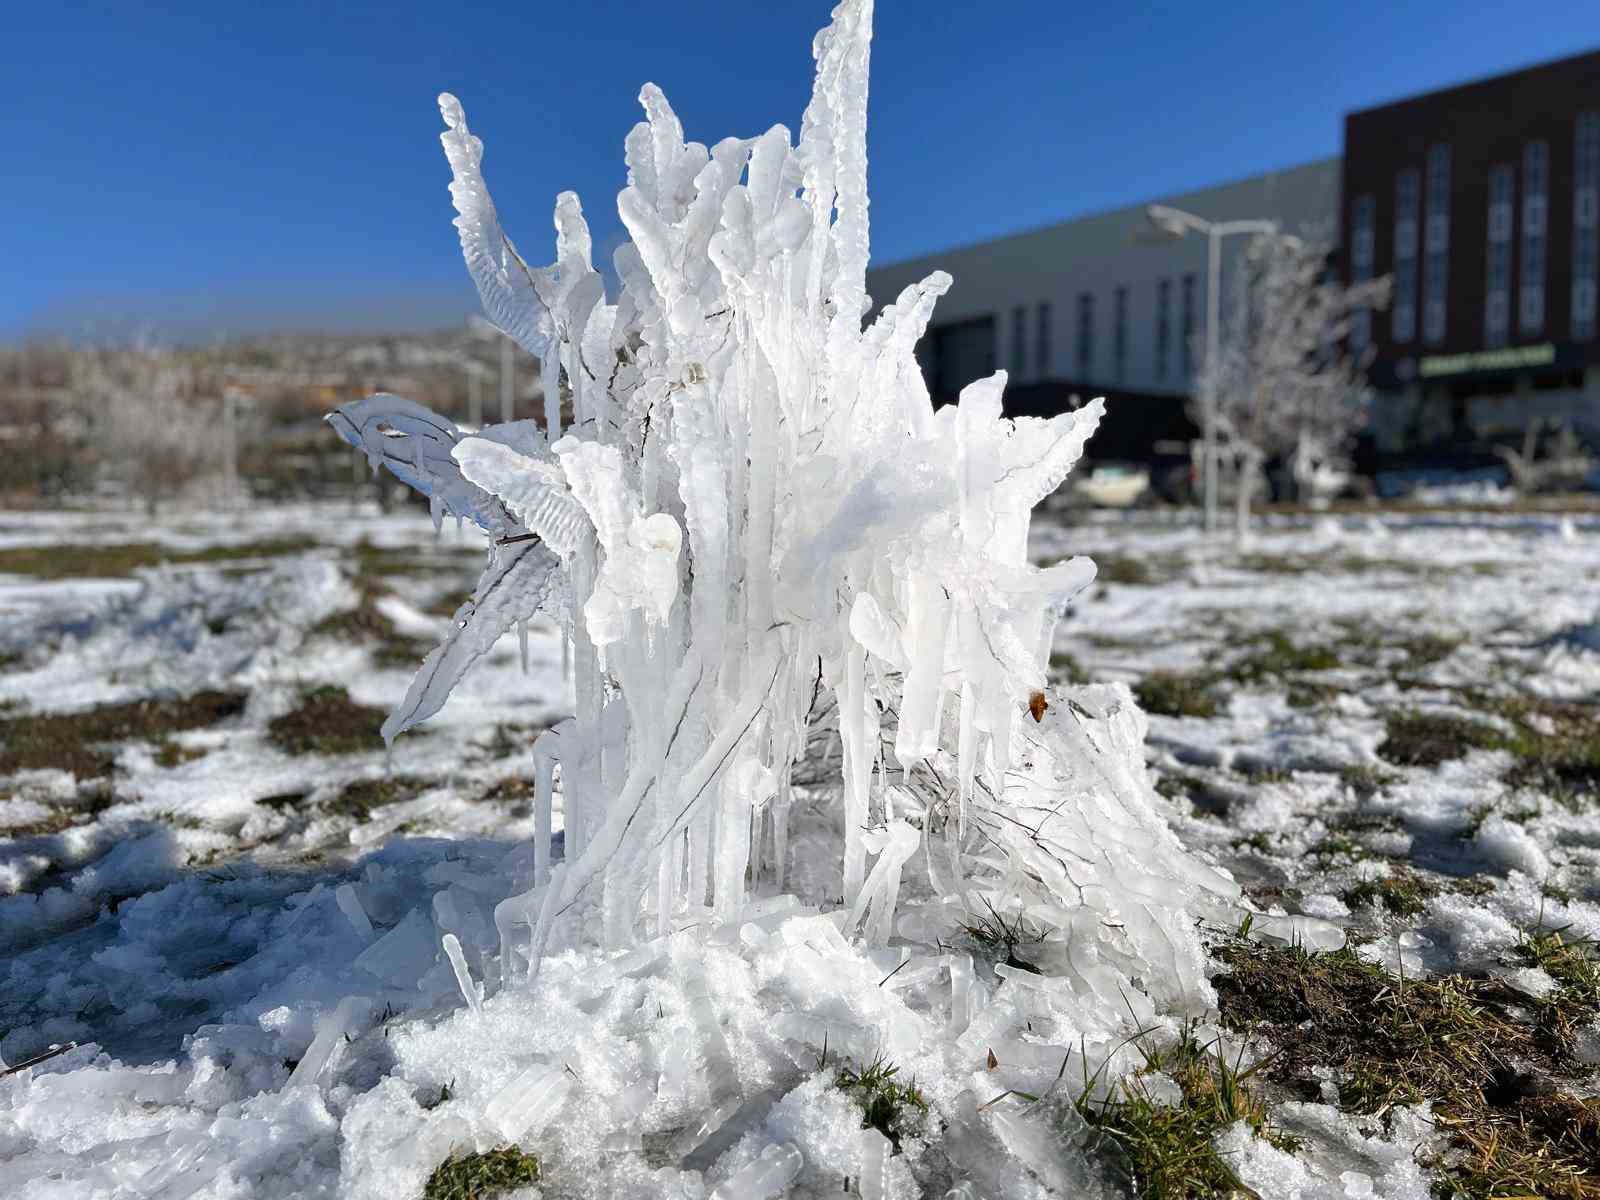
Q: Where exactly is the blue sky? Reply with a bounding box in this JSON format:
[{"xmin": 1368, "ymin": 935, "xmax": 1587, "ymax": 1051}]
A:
[{"xmin": 7, "ymin": 0, "xmax": 1600, "ymax": 341}]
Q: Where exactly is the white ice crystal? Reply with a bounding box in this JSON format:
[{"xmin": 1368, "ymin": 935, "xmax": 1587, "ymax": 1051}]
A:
[{"xmin": 326, "ymin": 0, "xmax": 1289, "ymax": 1094}]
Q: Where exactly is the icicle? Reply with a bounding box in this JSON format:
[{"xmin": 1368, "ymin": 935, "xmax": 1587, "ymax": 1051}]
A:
[
  {"xmin": 541, "ymin": 347, "xmax": 562, "ymax": 443},
  {"xmin": 441, "ymin": 933, "xmax": 482, "ymax": 1013},
  {"xmin": 895, "ymin": 577, "xmax": 950, "ymax": 767},
  {"xmin": 523, "ymin": 862, "xmax": 567, "ymax": 992},
  {"xmin": 843, "ymin": 819, "xmax": 919, "ymax": 945},
  {"xmin": 771, "ymin": 786, "xmax": 791, "ymax": 890},
  {"xmin": 518, "ymin": 617, "xmax": 529, "ymax": 674},
  {"xmin": 956, "ymin": 681, "xmax": 977, "ymax": 838},
  {"xmin": 840, "ymin": 641, "xmax": 871, "ymax": 908},
  {"xmin": 532, "ymin": 730, "xmax": 558, "ymax": 889}
]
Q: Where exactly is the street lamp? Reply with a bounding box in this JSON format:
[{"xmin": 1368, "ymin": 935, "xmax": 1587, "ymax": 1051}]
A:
[
  {"xmin": 1137, "ymin": 204, "xmax": 1279, "ymax": 534},
  {"xmin": 461, "ymin": 357, "xmax": 488, "ymax": 429},
  {"xmin": 221, "ymin": 387, "xmax": 255, "ymax": 510}
]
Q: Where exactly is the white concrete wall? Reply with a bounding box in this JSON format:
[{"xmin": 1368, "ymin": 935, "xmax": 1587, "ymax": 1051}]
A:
[{"xmin": 865, "ymin": 158, "xmax": 1342, "ymax": 397}]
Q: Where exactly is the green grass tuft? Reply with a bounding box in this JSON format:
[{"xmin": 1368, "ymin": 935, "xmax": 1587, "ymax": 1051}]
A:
[
  {"xmin": 421, "ymin": 1147, "xmax": 540, "ymax": 1200},
  {"xmin": 832, "ymin": 1054, "xmax": 929, "ymax": 1152},
  {"xmin": 1376, "ymin": 710, "xmax": 1505, "ymax": 768},
  {"xmin": 1074, "ymin": 1025, "xmax": 1296, "ymax": 1200},
  {"xmin": 1135, "ymin": 671, "xmax": 1219, "ymax": 719}
]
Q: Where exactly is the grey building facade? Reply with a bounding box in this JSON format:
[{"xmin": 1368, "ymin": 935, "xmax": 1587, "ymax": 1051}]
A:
[{"xmin": 865, "ymin": 159, "xmax": 1341, "ymax": 407}]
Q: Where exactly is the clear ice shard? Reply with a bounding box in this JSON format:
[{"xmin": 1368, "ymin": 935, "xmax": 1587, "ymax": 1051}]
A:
[
  {"xmin": 286, "ymin": 995, "xmax": 371, "ymax": 1089},
  {"xmin": 708, "ymin": 1142, "xmax": 804, "ymax": 1200},
  {"xmin": 335, "ymin": 883, "xmax": 374, "ymax": 940},
  {"xmin": 441, "ymin": 933, "xmax": 482, "ymax": 1012},
  {"xmin": 669, "ymin": 951, "xmax": 743, "ymax": 1156},
  {"xmin": 856, "ymin": 1128, "xmax": 891, "ymax": 1200},
  {"xmin": 483, "ymin": 1062, "xmax": 575, "ymax": 1141}
]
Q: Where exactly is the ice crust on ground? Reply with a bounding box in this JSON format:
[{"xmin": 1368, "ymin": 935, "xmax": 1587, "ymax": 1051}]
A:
[{"xmin": 4, "ymin": 509, "xmax": 1597, "ymax": 1197}]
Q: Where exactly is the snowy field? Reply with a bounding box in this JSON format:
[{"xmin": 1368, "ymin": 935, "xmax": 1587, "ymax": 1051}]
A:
[{"xmin": 2, "ymin": 502, "xmax": 1598, "ymax": 1199}]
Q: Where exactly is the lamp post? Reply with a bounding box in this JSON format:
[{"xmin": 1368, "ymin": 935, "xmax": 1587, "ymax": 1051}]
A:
[
  {"xmin": 1138, "ymin": 205, "xmax": 1279, "ymax": 534},
  {"xmin": 462, "ymin": 358, "xmax": 486, "ymax": 429}
]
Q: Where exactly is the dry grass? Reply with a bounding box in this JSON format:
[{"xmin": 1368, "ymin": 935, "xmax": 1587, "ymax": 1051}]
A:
[
  {"xmin": 266, "ymin": 685, "xmax": 388, "ymax": 756},
  {"xmin": 0, "ymin": 691, "xmax": 245, "ymax": 779},
  {"xmin": 0, "ymin": 537, "xmax": 317, "ymax": 580},
  {"xmin": 1214, "ymin": 936, "xmax": 1600, "ymax": 1198}
]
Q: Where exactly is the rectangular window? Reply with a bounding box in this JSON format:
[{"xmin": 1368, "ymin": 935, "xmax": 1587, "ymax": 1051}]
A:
[
  {"xmin": 1156, "ymin": 278, "xmax": 1171, "ymax": 380},
  {"xmin": 1576, "ymin": 113, "xmax": 1600, "ymax": 339},
  {"xmin": 1423, "ymin": 145, "xmax": 1450, "ymax": 344},
  {"xmin": 1485, "ymin": 164, "xmax": 1514, "ymax": 348},
  {"xmin": 1575, "ymin": 113, "xmax": 1600, "ymax": 339},
  {"xmin": 1075, "ymin": 293, "xmax": 1093, "ymax": 377},
  {"xmin": 1349, "ymin": 194, "xmax": 1375, "ymax": 353},
  {"xmin": 1113, "ymin": 287, "xmax": 1128, "ymax": 382},
  {"xmin": 1180, "ymin": 274, "xmax": 1197, "ymax": 377},
  {"xmin": 1035, "ymin": 302, "xmax": 1052, "ymax": 375},
  {"xmin": 1521, "ymin": 140, "xmax": 1548, "ymax": 335},
  {"xmin": 1393, "ymin": 167, "xmax": 1419, "ymax": 342},
  {"xmin": 1009, "ymin": 305, "xmax": 1026, "ymax": 377}
]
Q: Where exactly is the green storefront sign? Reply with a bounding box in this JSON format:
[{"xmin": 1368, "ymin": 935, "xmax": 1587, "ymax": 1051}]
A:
[{"xmin": 1417, "ymin": 343, "xmax": 1557, "ymax": 378}]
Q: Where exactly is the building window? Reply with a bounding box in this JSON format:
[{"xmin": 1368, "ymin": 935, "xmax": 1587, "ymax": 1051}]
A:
[
  {"xmin": 1349, "ymin": 194, "xmax": 1375, "ymax": 353},
  {"xmin": 1423, "ymin": 144, "xmax": 1450, "ymax": 344},
  {"xmin": 1113, "ymin": 287, "xmax": 1127, "ymax": 382},
  {"xmin": 1156, "ymin": 279, "xmax": 1171, "ymax": 380},
  {"xmin": 1075, "ymin": 293, "xmax": 1093, "ymax": 377},
  {"xmin": 1009, "ymin": 306, "xmax": 1026, "ymax": 377},
  {"xmin": 1521, "ymin": 140, "xmax": 1548, "ymax": 336},
  {"xmin": 1393, "ymin": 167, "xmax": 1419, "ymax": 342},
  {"xmin": 1180, "ymin": 274, "xmax": 1196, "ymax": 377},
  {"xmin": 1035, "ymin": 302, "xmax": 1052, "ymax": 375},
  {"xmin": 1485, "ymin": 164, "xmax": 1514, "ymax": 348},
  {"xmin": 1575, "ymin": 113, "xmax": 1599, "ymax": 339}
]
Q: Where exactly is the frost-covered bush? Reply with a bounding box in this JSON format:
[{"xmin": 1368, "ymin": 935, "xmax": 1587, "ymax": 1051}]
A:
[
  {"xmin": 330, "ymin": 0, "xmax": 1320, "ymax": 1023},
  {"xmin": 81, "ymin": 346, "xmax": 229, "ymax": 512}
]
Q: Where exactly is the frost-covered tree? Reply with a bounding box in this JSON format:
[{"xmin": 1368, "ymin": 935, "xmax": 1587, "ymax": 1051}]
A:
[
  {"xmin": 1199, "ymin": 230, "xmax": 1389, "ymax": 534},
  {"xmin": 329, "ymin": 0, "xmax": 1333, "ymax": 1068},
  {"xmin": 81, "ymin": 346, "xmax": 228, "ymax": 514}
]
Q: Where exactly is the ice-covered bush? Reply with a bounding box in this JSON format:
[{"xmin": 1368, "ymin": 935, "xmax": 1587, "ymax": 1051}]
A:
[{"xmin": 330, "ymin": 0, "xmax": 1311, "ymax": 1022}]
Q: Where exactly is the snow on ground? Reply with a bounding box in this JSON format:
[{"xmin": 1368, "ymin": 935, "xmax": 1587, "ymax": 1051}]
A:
[{"xmin": 1, "ymin": 502, "xmax": 1597, "ymax": 1198}]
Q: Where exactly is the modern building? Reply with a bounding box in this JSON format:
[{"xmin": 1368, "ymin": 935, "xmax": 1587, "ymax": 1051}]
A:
[
  {"xmin": 1341, "ymin": 50, "xmax": 1600, "ymax": 451},
  {"xmin": 867, "ymin": 160, "xmax": 1340, "ymax": 421},
  {"xmin": 867, "ymin": 47, "xmax": 1600, "ymax": 463}
]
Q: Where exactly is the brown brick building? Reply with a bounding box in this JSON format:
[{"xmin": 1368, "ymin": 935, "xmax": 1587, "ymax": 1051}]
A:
[{"xmin": 1343, "ymin": 51, "xmax": 1600, "ymax": 450}]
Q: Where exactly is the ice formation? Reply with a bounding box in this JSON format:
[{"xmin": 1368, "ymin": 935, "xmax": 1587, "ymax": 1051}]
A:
[{"xmin": 328, "ymin": 0, "xmax": 1288, "ymax": 1119}]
